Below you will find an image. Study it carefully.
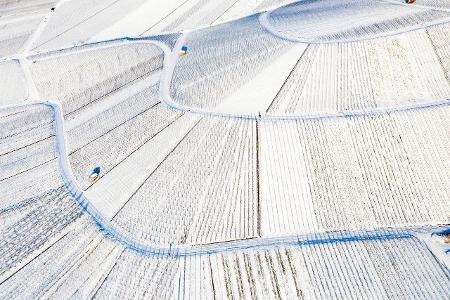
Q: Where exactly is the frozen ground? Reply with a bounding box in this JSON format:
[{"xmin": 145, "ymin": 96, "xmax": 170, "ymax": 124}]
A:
[
  {"xmin": 262, "ymin": 0, "xmax": 450, "ymax": 43},
  {"xmin": 0, "ymin": 0, "xmax": 449, "ymax": 299}
]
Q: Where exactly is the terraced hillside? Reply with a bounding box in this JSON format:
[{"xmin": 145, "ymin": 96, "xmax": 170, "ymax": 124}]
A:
[{"xmin": 0, "ymin": 0, "xmax": 449, "ymax": 299}]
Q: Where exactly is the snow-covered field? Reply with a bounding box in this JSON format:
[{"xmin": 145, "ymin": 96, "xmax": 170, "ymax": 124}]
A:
[
  {"xmin": 0, "ymin": 60, "xmax": 28, "ymax": 105},
  {"xmin": 264, "ymin": 0, "xmax": 450, "ymax": 42},
  {"xmin": 0, "ymin": 0, "xmax": 449, "ymax": 299},
  {"xmin": 169, "ymin": 14, "xmax": 293, "ymax": 114},
  {"xmin": 0, "ymin": 104, "xmax": 82, "ymax": 274},
  {"xmin": 30, "ymin": 42, "xmax": 164, "ymax": 115},
  {"xmin": 268, "ymin": 29, "xmax": 449, "ymax": 115},
  {"xmin": 260, "ymin": 105, "xmax": 450, "ymax": 236},
  {"xmin": 1, "ymin": 218, "xmax": 448, "ymax": 299}
]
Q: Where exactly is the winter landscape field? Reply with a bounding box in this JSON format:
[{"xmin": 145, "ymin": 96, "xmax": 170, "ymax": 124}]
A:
[{"xmin": 0, "ymin": 0, "xmax": 449, "ymax": 299}]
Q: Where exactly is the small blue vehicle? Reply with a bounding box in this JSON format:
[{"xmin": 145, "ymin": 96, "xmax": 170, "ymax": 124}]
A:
[
  {"xmin": 90, "ymin": 166, "xmax": 101, "ymax": 182},
  {"xmin": 180, "ymin": 46, "xmax": 188, "ymax": 56}
]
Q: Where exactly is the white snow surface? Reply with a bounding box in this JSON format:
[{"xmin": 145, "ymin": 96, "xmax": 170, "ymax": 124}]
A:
[
  {"xmin": 85, "ymin": 114, "xmax": 199, "ymax": 220},
  {"xmin": 0, "ymin": 61, "xmax": 28, "ymax": 105},
  {"xmin": 216, "ymin": 43, "xmax": 308, "ymax": 115},
  {"xmin": 0, "ymin": 0, "xmax": 449, "ymax": 298}
]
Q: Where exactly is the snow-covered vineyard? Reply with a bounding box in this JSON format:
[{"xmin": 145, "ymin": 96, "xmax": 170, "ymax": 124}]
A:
[{"xmin": 0, "ymin": 0, "xmax": 449, "ymax": 299}]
